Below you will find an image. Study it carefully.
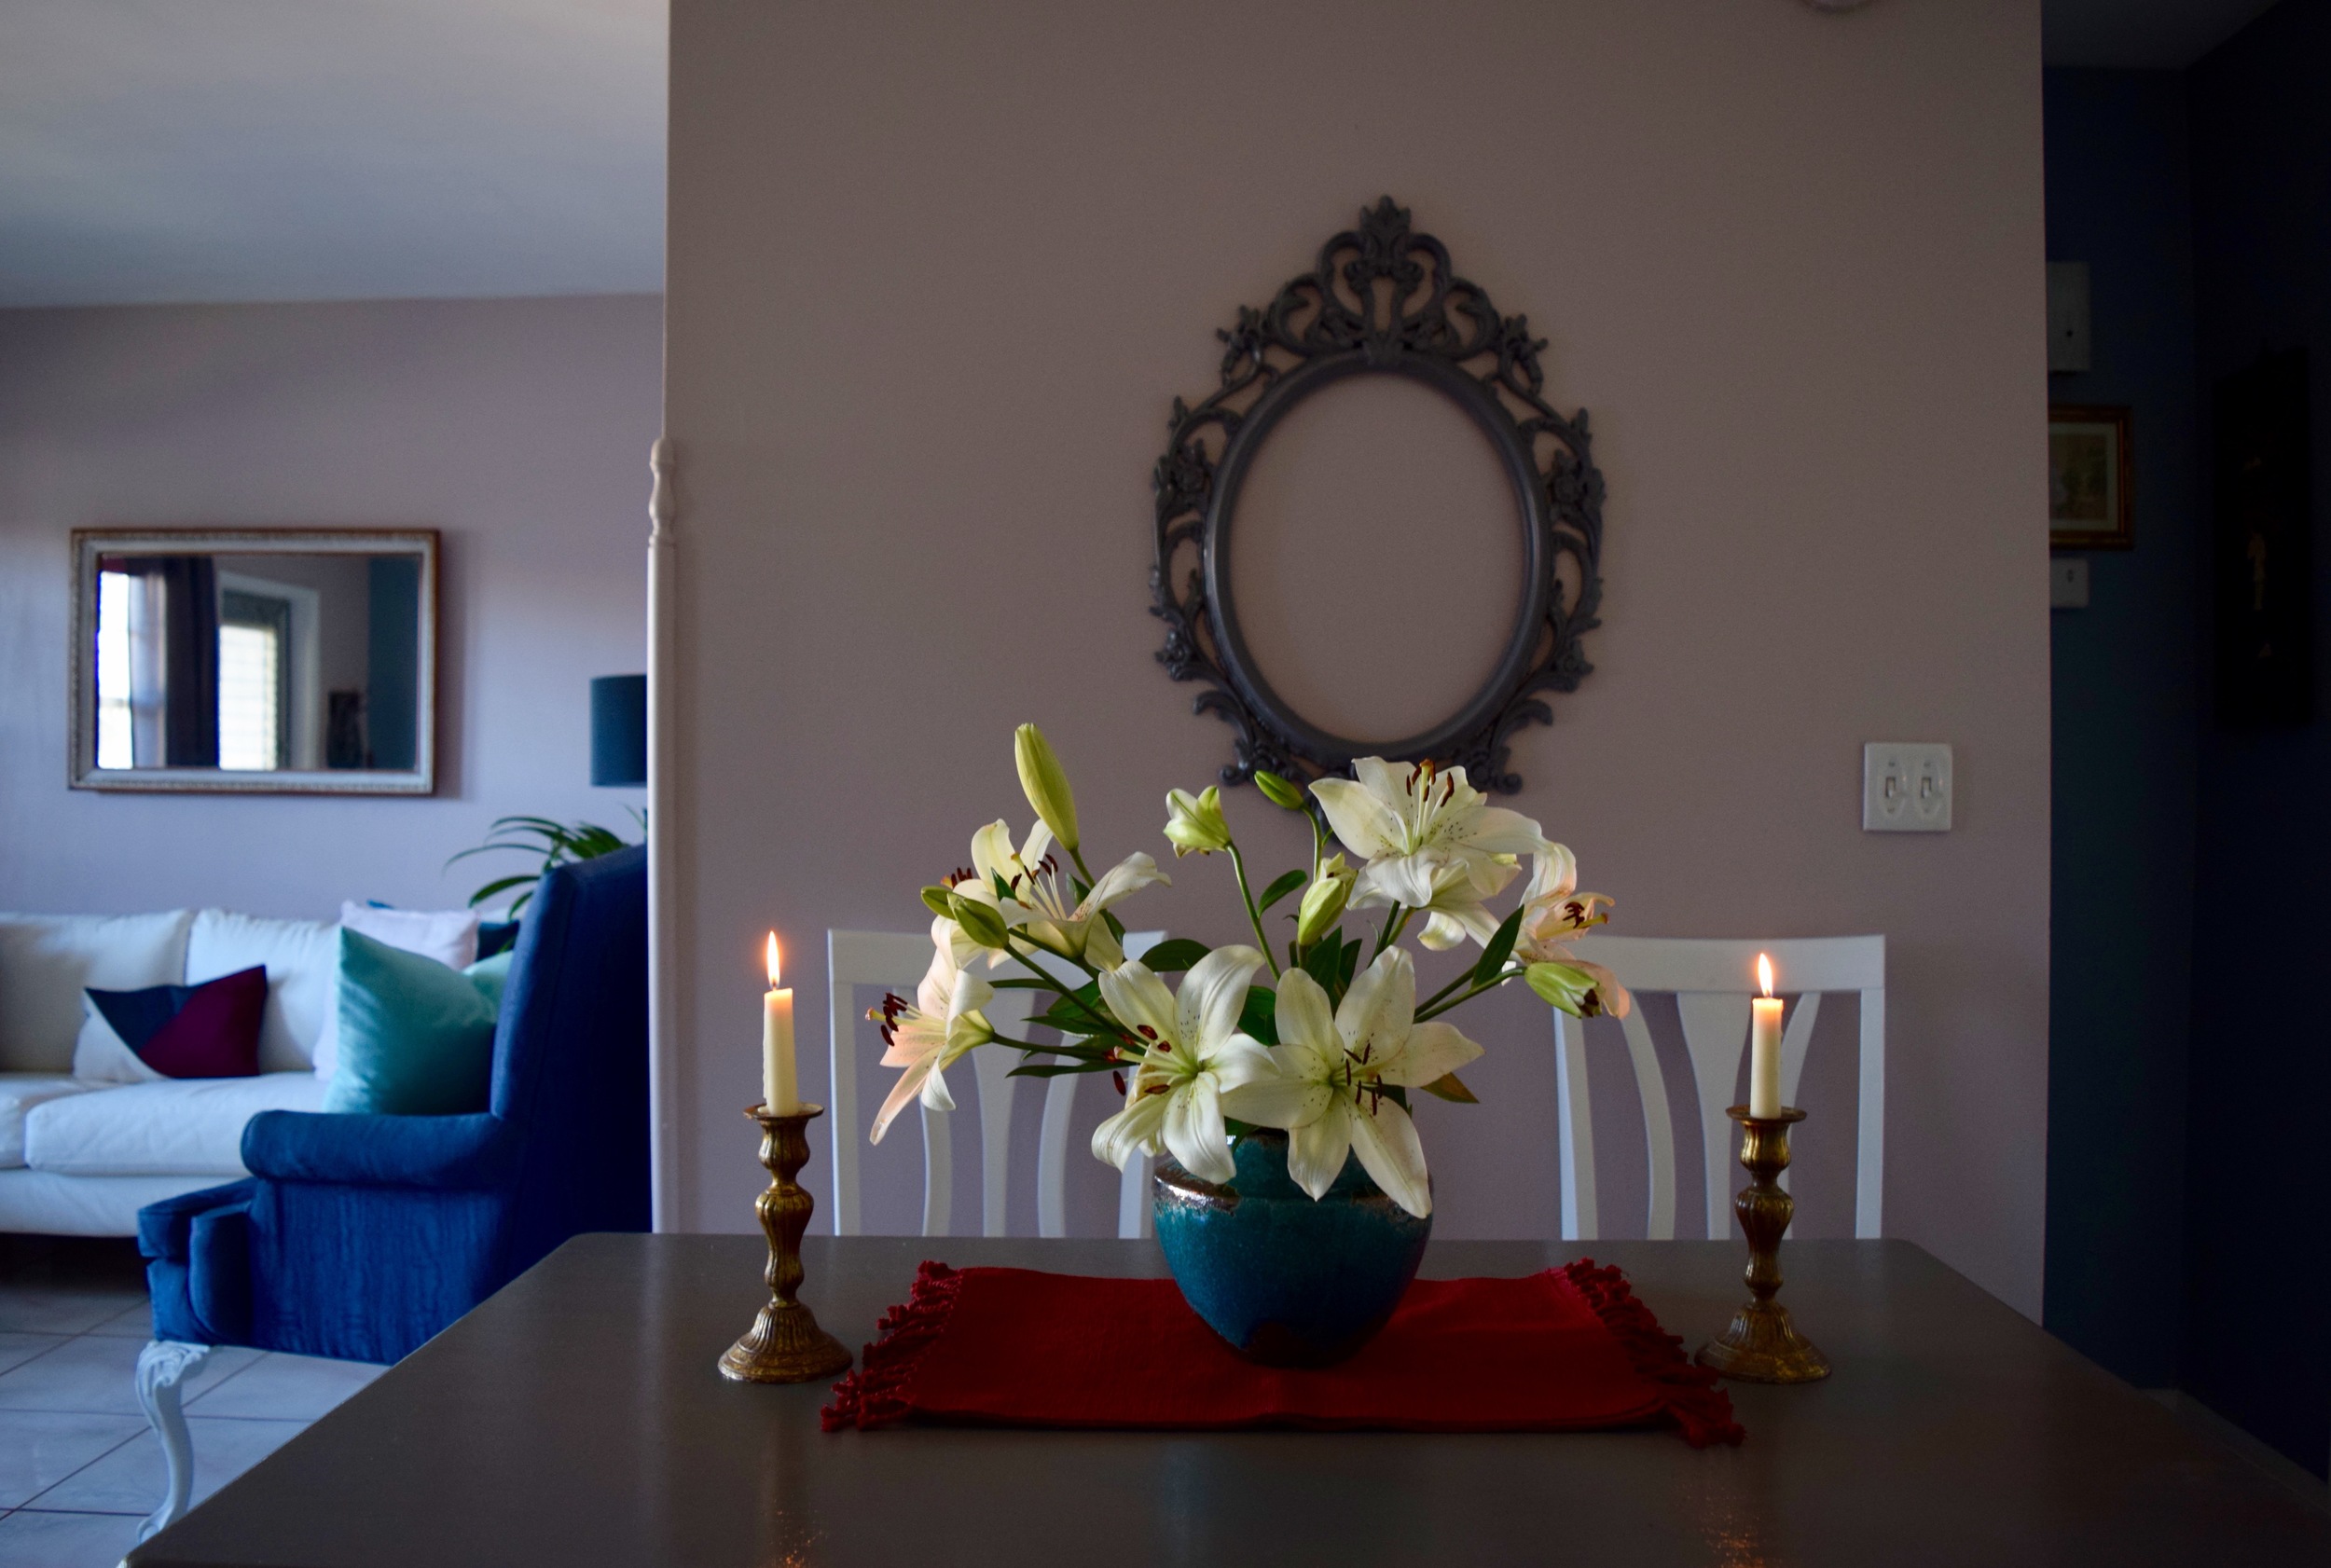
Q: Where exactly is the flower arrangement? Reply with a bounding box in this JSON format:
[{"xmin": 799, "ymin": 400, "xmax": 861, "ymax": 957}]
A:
[{"xmin": 870, "ymin": 724, "xmax": 1631, "ymax": 1219}]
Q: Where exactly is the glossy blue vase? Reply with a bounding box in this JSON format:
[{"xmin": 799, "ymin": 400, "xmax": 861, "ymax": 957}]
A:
[{"xmin": 1153, "ymin": 1130, "xmax": 1429, "ymax": 1367}]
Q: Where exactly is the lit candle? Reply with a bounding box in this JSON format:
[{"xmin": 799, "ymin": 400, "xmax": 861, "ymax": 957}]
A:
[
  {"xmin": 762, "ymin": 934, "xmax": 798, "ymax": 1115},
  {"xmin": 1749, "ymin": 952, "xmax": 1784, "ymax": 1119}
]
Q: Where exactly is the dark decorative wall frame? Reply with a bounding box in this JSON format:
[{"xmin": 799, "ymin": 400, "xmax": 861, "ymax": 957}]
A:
[{"xmin": 1149, "ymin": 198, "xmax": 1606, "ymax": 794}]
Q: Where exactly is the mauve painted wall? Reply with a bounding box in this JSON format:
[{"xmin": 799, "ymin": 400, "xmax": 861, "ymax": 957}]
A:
[
  {"xmin": 663, "ymin": 0, "xmax": 2053, "ymax": 1314},
  {"xmin": 0, "ymin": 296, "xmax": 662, "ymax": 921}
]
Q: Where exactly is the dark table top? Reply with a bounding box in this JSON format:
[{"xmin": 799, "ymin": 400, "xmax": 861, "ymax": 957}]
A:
[{"xmin": 131, "ymin": 1234, "xmax": 2331, "ymax": 1567}]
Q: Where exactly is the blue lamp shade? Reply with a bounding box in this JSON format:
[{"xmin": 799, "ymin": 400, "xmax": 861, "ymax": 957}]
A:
[{"xmin": 590, "ymin": 675, "xmax": 648, "ymax": 787}]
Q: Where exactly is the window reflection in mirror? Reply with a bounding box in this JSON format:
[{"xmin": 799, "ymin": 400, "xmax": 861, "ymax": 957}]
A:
[{"xmin": 75, "ymin": 530, "xmax": 434, "ymax": 793}]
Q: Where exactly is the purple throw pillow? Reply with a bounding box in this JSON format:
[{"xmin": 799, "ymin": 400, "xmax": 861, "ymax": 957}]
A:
[{"xmin": 86, "ymin": 966, "xmax": 267, "ymax": 1079}]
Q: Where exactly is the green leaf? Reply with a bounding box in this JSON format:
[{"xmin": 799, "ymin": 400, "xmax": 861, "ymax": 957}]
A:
[
  {"xmin": 1337, "ymin": 934, "xmax": 1360, "ymax": 991},
  {"xmin": 1236, "ymin": 983, "xmax": 1278, "ymax": 1046},
  {"xmin": 1134, "ymin": 937, "xmax": 1210, "ymax": 972},
  {"xmin": 1257, "ymin": 868, "xmax": 1307, "ymax": 912},
  {"xmin": 463, "ymin": 873, "xmax": 537, "ymax": 905},
  {"xmin": 1301, "ymin": 933, "xmax": 1343, "ymax": 994},
  {"xmin": 1103, "ymin": 908, "xmax": 1126, "ymax": 942},
  {"xmin": 1008, "ymin": 1061, "xmax": 1122, "ymax": 1079},
  {"xmin": 1472, "ymin": 904, "xmax": 1526, "ymax": 989}
]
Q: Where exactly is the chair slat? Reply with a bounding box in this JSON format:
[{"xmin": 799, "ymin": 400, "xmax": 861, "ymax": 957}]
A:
[{"xmin": 1617, "ymin": 1008, "xmax": 1678, "ymax": 1241}]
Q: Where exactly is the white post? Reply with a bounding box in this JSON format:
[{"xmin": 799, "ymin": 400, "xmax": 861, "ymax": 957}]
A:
[{"xmin": 647, "ymin": 436, "xmax": 684, "ymax": 1232}]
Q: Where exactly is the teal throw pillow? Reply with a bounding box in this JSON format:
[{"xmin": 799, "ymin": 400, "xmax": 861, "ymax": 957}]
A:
[
  {"xmin": 324, "ymin": 928, "xmax": 497, "ymax": 1115},
  {"xmin": 463, "ymin": 949, "xmax": 517, "ymax": 1012}
]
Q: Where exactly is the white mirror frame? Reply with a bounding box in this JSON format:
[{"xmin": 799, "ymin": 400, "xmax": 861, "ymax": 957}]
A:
[{"xmin": 68, "ymin": 527, "xmax": 439, "ymax": 795}]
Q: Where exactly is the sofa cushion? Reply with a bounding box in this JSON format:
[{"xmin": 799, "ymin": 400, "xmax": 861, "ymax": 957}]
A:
[
  {"xmin": 0, "ymin": 912, "xmax": 193, "ymax": 1073},
  {"xmin": 86, "ymin": 967, "xmax": 267, "ymax": 1080},
  {"xmin": 323, "ymin": 930, "xmax": 497, "ymax": 1116},
  {"xmin": 342, "ymin": 902, "xmax": 481, "ymax": 971},
  {"xmin": 0, "ymin": 1075, "xmax": 97, "ymax": 1168},
  {"xmin": 185, "ymin": 910, "xmax": 338, "ymax": 1077},
  {"xmin": 24, "ymin": 1072, "xmax": 326, "ymax": 1177}
]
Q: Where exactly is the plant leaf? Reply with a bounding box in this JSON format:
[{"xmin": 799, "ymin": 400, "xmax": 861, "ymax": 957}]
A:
[
  {"xmin": 1301, "ymin": 933, "xmax": 1343, "ymax": 993},
  {"xmin": 1472, "ymin": 904, "xmax": 1527, "ymax": 988},
  {"xmin": 1336, "ymin": 933, "xmax": 1360, "ymax": 991},
  {"xmin": 1236, "ymin": 983, "xmax": 1278, "ymax": 1046},
  {"xmin": 1418, "ymin": 1071, "xmax": 1480, "ymax": 1104},
  {"xmin": 1134, "ymin": 937, "xmax": 1209, "ymax": 972},
  {"xmin": 1008, "ymin": 1061, "xmax": 1122, "ymax": 1079},
  {"xmin": 1257, "ymin": 869, "xmax": 1306, "ymax": 912}
]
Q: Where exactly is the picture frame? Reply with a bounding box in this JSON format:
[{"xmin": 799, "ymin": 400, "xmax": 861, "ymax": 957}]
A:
[{"xmin": 2049, "ymin": 404, "xmax": 2132, "ymax": 551}]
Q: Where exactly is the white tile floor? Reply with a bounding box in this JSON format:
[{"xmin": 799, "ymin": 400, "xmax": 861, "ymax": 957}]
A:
[{"xmin": 0, "ymin": 1236, "xmax": 382, "ymax": 1568}]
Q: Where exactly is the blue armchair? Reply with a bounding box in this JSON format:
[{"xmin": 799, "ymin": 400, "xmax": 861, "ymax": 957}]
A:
[{"xmin": 131, "ymin": 846, "xmax": 649, "ymax": 1536}]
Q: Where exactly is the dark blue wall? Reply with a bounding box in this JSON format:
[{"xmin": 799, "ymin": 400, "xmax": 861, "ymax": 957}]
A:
[
  {"xmin": 2181, "ymin": 0, "xmax": 2331, "ymax": 1479},
  {"xmin": 2041, "ymin": 69, "xmax": 2201, "ymax": 1392}
]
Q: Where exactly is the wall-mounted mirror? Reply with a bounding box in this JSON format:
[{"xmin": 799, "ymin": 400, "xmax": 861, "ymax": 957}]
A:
[{"xmin": 70, "ymin": 529, "xmax": 437, "ymax": 794}]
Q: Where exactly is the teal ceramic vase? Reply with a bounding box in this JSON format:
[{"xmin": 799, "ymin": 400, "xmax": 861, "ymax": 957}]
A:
[{"xmin": 1152, "ymin": 1130, "xmax": 1429, "ymax": 1367}]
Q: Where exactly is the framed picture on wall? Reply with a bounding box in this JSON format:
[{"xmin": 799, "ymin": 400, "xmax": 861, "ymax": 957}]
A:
[{"xmin": 2048, "ymin": 404, "xmax": 2132, "ymax": 550}]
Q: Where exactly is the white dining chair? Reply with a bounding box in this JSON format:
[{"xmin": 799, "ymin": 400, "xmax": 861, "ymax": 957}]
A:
[
  {"xmin": 1550, "ymin": 934, "xmax": 1884, "ymax": 1243},
  {"xmin": 825, "ymin": 928, "xmax": 1163, "ymax": 1240}
]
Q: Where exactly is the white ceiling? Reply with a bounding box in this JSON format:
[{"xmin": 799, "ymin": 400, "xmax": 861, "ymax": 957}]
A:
[
  {"xmin": 0, "ymin": 1, "xmax": 2290, "ymax": 309},
  {"xmin": 0, "ymin": 0, "xmax": 664, "ymax": 308},
  {"xmin": 2042, "ymin": 0, "xmax": 2283, "ymax": 68}
]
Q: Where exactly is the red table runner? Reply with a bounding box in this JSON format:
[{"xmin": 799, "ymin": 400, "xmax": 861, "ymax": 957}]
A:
[{"xmin": 822, "ymin": 1259, "xmax": 1743, "ymax": 1447}]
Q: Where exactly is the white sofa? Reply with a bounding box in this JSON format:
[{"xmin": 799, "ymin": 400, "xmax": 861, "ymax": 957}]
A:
[{"xmin": 0, "ymin": 909, "xmax": 346, "ymax": 1235}]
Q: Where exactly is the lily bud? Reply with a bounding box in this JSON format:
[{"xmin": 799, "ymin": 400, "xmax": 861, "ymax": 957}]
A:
[
  {"xmin": 949, "ymin": 894, "xmax": 1011, "ymax": 951},
  {"xmin": 920, "ymin": 885, "xmax": 958, "ymax": 920},
  {"xmin": 1294, "ymin": 855, "xmax": 1355, "ymax": 948},
  {"xmin": 1253, "ymin": 770, "xmax": 1306, "ymax": 810},
  {"xmin": 1525, "ymin": 960, "xmax": 1607, "ymax": 1019},
  {"xmin": 1163, "ymin": 786, "xmax": 1233, "ymax": 857},
  {"xmin": 1014, "ymin": 723, "xmax": 1080, "ymax": 853}
]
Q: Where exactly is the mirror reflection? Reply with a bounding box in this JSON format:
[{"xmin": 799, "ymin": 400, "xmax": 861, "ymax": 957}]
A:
[{"xmin": 75, "ymin": 530, "xmax": 435, "ymax": 792}]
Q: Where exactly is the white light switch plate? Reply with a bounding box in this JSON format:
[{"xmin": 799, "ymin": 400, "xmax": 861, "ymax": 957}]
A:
[{"xmin": 1863, "ymin": 743, "xmax": 1952, "ymax": 832}]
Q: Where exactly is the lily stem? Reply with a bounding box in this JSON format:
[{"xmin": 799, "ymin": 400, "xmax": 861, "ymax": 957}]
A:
[
  {"xmin": 1224, "ymin": 843, "xmax": 1282, "ymax": 978},
  {"xmin": 1414, "ymin": 967, "xmax": 1521, "ymax": 1023},
  {"xmin": 1372, "ymin": 905, "xmax": 1413, "ymax": 961}
]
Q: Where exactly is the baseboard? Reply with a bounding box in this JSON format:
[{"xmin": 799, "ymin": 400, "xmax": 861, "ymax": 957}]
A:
[{"xmin": 2143, "ymin": 1388, "xmax": 2331, "ymax": 1516}]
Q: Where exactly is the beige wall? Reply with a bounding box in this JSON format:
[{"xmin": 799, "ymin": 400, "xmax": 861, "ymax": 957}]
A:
[
  {"xmin": 665, "ymin": 0, "xmax": 2050, "ymax": 1313},
  {"xmin": 0, "ymin": 296, "xmax": 662, "ymax": 920}
]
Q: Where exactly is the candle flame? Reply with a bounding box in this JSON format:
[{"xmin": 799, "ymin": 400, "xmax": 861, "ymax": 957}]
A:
[
  {"xmin": 766, "ymin": 933, "xmax": 782, "ymax": 990},
  {"xmin": 1756, "ymin": 953, "xmax": 1773, "ymax": 997}
]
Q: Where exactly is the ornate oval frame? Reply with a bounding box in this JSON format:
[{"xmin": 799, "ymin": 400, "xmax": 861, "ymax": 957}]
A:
[{"xmin": 1150, "ymin": 198, "xmax": 1606, "ymax": 794}]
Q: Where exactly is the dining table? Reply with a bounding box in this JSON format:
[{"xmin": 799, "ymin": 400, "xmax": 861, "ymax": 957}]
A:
[{"xmin": 128, "ymin": 1231, "xmax": 2331, "ymax": 1567}]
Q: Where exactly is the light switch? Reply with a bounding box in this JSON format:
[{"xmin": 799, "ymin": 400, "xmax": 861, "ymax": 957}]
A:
[
  {"xmin": 2050, "ymin": 557, "xmax": 2090, "ymax": 609},
  {"xmin": 1863, "ymin": 743, "xmax": 1952, "ymax": 832},
  {"xmin": 2047, "ymin": 262, "xmax": 2090, "ymax": 374}
]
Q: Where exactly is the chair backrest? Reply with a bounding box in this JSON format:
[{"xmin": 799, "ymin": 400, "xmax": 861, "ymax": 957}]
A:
[
  {"xmin": 825, "ymin": 929, "xmax": 1162, "ymax": 1239},
  {"xmin": 491, "ymin": 846, "xmax": 653, "ymax": 1272},
  {"xmin": 1550, "ymin": 934, "xmax": 1883, "ymax": 1243}
]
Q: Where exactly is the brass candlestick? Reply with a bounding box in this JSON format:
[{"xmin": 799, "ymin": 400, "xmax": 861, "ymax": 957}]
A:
[
  {"xmin": 1697, "ymin": 1106, "xmax": 1831, "ymax": 1384},
  {"xmin": 719, "ymin": 1103, "xmax": 854, "ymax": 1384}
]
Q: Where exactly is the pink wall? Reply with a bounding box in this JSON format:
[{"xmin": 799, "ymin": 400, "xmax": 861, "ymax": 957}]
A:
[
  {"xmin": 0, "ymin": 295, "xmax": 663, "ymax": 920},
  {"xmin": 664, "ymin": 0, "xmax": 2052, "ymax": 1313}
]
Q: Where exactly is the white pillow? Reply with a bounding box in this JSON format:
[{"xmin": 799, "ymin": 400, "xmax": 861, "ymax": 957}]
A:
[
  {"xmin": 0, "ymin": 912, "xmax": 193, "ymax": 1074},
  {"xmin": 339, "ymin": 903, "xmax": 481, "ymax": 971},
  {"xmin": 186, "ymin": 910, "xmax": 339, "ymax": 1077}
]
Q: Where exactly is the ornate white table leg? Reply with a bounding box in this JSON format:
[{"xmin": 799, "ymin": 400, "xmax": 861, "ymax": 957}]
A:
[{"xmin": 136, "ymin": 1341, "xmax": 211, "ymax": 1541}]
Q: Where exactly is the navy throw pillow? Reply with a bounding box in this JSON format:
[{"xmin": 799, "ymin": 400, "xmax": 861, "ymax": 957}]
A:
[{"xmin": 86, "ymin": 966, "xmax": 267, "ymax": 1079}]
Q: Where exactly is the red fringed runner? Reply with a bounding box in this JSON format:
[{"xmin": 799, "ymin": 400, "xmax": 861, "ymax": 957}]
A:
[{"xmin": 823, "ymin": 1259, "xmax": 1742, "ymax": 1447}]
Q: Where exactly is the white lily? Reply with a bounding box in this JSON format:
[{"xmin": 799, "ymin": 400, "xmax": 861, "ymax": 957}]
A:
[
  {"xmin": 1089, "ymin": 946, "xmax": 1275, "ymax": 1184},
  {"xmin": 1221, "ymin": 948, "xmax": 1483, "ymax": 1218},
  {"xmin": 1312, "ymin": 759, "xmax": 1546, "ymax": 913},
  {"xmin": 1511, "ymin": 845, "xmax": 1631, "ymax": 1018},
  {"xmin": 958, "ymin": 818, "xmax": 1168, "ymax": 969},
  {"xmin": 1398, "ymin": 857, "xmax": 1523, "ymax": 951},
  {"xmin": 868, "ymin": 916, "xmax": 997, "ymax": 1143}
]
